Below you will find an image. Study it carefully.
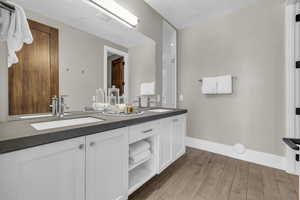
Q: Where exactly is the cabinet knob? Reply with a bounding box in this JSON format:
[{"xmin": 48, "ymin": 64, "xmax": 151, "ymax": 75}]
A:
[
  {"xmin": 78, "ymin": 144, "xmax": 85, "ymax": 150},
  {"xmin": 90, "ymin": 142, "xmax": 96, "ymax": 147}
]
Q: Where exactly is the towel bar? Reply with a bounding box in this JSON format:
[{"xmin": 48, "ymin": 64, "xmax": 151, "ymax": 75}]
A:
[{"xmin": 0, "ymin": 1, "xmax": 15, "ymax": 13}]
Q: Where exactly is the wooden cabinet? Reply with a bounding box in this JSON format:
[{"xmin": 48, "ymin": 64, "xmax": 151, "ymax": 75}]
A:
[
  {"xmin": 0, "ymin": 137, "xmax": 86, "ymax": 200},
  {"xmin": 86, "ymin": 128, "xmax": 128, "ymax": 200}
]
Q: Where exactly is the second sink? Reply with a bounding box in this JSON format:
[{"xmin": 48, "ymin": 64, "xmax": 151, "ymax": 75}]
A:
[{"xmin": 31, "ymin": 117, "xmax": 104, "ymax": 131}]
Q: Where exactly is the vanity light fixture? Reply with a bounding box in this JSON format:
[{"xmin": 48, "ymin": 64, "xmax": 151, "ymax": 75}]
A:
[{"xmin": 85, "ymin": 0, "xmax": 139, "ymax": 28}]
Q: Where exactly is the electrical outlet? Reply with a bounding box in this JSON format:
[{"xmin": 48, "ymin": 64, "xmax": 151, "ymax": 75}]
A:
[{"xmin": 179, "ymin": 94, "xmax": 184, "ymax": 102}]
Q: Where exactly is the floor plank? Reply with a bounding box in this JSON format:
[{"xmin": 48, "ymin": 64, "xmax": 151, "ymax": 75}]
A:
[
  {"xmin": 261, "ymin": 166, "xmax": 281, "ymax": 200},
  {"xmin": 229, "ymin": 160, "xmax": 249, "ymax": 200},
  {"xmin": 214, "ymin": 157, "xmax": 238, "ymax": 200},
  {"xmin": 247, "ymin": 164, "xmax": 264, "ymax": 200},
  {"xmin": 129, "ymin": 148, "xmax": 299, "ymax": 200},
  {"xmin": 192, "ymin": 154, "xmax": 227, "ymax": 200},
  {"xmin": 276, "ymin": 169, "xmax": 298, "ymax": 200},
  {"xmin": 174, "ymin": 151, "xmax": 212, "ymax": 200}
]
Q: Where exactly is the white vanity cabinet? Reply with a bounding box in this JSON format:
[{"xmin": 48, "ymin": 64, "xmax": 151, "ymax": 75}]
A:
[
  {"xmin": 0, "ymin": 113, "xmax": 186, "ymax": 200},
  {"xmin": 172, "ymin": 115, "xmax": 186, "ymax": 161},
  {"xmin": 0, "ymin": 137, "xmax": 86, "ymax": 200},
  {"xmin": 158, "ymin": 114, "xmax": 187, "ymax": 173},
  {"xmin": 158, "ymin": 117, "xmax": 173, "ymax": 173},
  {"xmin": 86, "ymin": 128, "xmax": 128, "ymax": 200}
]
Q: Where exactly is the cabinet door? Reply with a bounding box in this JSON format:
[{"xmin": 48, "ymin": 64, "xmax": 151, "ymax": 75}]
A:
[
  {"xmin": 0, "ymin": 137, "xmax": 86, "ymax": 200},
  {"xmin": 172, "ymin": 115, "xmax": 186, "ymax": 160},
  {"xmin": 86, "ymin": 128, "xmax": 128, "ymax": 200},
  {"xmin": 158, "ymin": 118, "xmax": 173, "ymax": 173}
]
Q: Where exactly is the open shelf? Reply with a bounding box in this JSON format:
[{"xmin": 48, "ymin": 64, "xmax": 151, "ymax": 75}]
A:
[
  {"xmin": 128, "ymin": 135, "xmax": 157, "ymax": 195},
  {"xmin": 128, "ymin": 162, "xmax": 155, "ymax": 195},
  {"xmin": 129, "ymin": 154, "xmax": 153, "ymax": 171}
]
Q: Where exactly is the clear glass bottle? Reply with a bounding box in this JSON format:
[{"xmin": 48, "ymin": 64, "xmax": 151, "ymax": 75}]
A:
[{"xmin": 108, "ymin": 86, "xmax": 120, "ymax": 105}]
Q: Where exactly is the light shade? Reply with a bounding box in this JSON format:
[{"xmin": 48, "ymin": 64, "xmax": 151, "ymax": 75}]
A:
[{"xmin": 86, "ymin": 0, "xmax": 139, "ymax": 28}]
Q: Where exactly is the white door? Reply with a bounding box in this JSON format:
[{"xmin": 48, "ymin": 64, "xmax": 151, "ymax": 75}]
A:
[
  {"xmin": 86, "ymin": 128, "xmax": 128, "ymax": 200},
  {"xmin": 0, "ymin": 137, "xmax": 86, "ymax": 200},
  {"xmin": 172, "ymin": 115, "xmax": 186, "ymax": 160},
  {"xmin": 158, "ymin": 118, "xmax": 173, "ymax": 173}
]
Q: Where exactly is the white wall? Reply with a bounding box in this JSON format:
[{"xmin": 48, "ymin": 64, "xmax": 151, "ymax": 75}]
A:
[
  {"xmin": 178, "ymin": 0, "xmax": 285, "ymax": 156},
  {"xmin": 129, "ymin": 39, "xmax": 156, "ymax": 102},
  {"xmin": 23, "ymin": 11, "xmax": 128, "ymax": 111}
]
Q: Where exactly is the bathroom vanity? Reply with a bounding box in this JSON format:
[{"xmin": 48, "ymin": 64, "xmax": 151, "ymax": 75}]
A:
[{"xmin": 0, "ymin": 108, "xmax": 187, "ymax": 200}]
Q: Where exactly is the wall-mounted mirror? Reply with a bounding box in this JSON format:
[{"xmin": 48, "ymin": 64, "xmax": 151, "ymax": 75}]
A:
[{"xmin": 6, "ymin": 0, "xmax": 156, "ymax": 116}]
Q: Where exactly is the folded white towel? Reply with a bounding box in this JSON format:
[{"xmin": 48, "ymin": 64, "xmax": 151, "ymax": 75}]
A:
[
  {"xmin": 130, "ymin": 150, "xmax": 151, "ymax": 165},
  {"xmin": 202, "ymin": 77, "xmax": 217, "ymax": 94},
  {"xmin": 216, "ymin": 75, "xmax": 232, "ymax": 94},
  {"xmin": 6, "ymin": 2, "xmax": 33, "ymax": 67},
  {"xmin": 129, "ymin": 140, "xmax": 150, "ymax": 157}
]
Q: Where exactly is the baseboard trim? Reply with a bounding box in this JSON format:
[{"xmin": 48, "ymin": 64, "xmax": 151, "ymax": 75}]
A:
[{"xmin": 185, "ymin": 137, "xmax": 286, "ymax": 170}]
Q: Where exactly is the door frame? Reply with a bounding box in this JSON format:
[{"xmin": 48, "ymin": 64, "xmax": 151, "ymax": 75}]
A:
[
  {"xmin": 104, "ymin": 46, "xmax": 129, "ymax": 100},
  {"xmin": 285, "ymin": 1, "xmax": 298, "ymax": 174}
]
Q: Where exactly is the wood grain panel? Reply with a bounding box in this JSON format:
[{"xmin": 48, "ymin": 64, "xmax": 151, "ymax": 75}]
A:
[
  {"xmin": 9, "ymin": 20, "xmax": 58, "ymax": 115},
  {"xmin": 112, "ymin": 57, "xmax": 124, "ymax": 96}
]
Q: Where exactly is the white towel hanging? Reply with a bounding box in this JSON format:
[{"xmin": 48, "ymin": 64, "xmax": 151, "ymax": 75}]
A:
[
  {"xmin": 5, "ymin": 1, "xmax": 33, "ymax": 67},
  {"xmin": 216, "ymin": 75, "xmax": 233, "ymax": 94},
  {"xmin": 201, "ymin": 77, "xmax": 217, "ymax": 94},
  {"xmin": 0, "ymin": 8, "xmax": 11, "ymax": 41}
]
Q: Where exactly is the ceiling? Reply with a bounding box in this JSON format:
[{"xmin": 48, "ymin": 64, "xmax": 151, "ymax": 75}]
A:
[
  {"xmin": 144, "ymin": 0, "xmax": 257, "ymax": 29},
  {"xmin": 12, "ymin": 0, "xmax": 149, "ymax": 48}
]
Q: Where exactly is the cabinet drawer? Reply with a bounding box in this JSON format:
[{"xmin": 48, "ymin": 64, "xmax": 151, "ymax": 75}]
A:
[
  {"xmin": 129, "ymin": 121, "xmax": 157, "ymax": 144},
  {"xmin": 170, "ymin": 114, "xmax": 185, "ymax": 122}
]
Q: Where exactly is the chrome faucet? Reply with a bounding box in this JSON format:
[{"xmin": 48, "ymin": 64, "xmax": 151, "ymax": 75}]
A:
[
  {"xmin": 133, "ymin": 96, "xmax": 157, "ymax": 108},
  {"xmin": 50, "ymin": 96, "xmax": 58, "ymax": 115},
  {"xmin": 50, "ymin": 95, "xmax": 69, "ymax": 118},
  {"xmin": 133, "ymin": 96, "xmax": 142, "ymax": 108}
]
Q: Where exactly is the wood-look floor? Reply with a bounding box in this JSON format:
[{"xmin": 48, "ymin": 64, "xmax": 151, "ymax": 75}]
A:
[{"xmin": 129, "ymin": 148, "xmax": 298, "ymax": 200}]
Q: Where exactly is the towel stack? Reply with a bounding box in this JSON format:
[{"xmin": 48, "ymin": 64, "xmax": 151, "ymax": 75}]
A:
[{"xmin": 129, "ymin": 140, "xmax": 151, "ymax": 165}]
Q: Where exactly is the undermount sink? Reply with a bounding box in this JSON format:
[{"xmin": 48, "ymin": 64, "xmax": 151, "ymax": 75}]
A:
[
  {"xmin": 20, "ymin": 114, "xmax": 54, "ymax": 119},
  {"xmin": 31, "ymin": 117, "xmax": 104, "ymax": 131},
  {"xmin": 20, "ymin": 113, "xmax": 71, "ymax": 119},
  {"xmin": 148, "ymin": 109, "xmax": 172, "ymax": 113}
]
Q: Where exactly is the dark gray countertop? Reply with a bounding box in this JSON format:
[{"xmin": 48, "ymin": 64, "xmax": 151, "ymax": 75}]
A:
[{"xmin": 0, "ymin": 108, "xmax": 187, "ymax": 154}]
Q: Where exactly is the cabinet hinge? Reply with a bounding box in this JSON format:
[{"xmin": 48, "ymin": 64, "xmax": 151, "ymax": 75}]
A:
[
  {"xmin": 296, "ymin": 61, "xmax": 300, "ymax": 69},
  {"xmin": 296, "ymin": 108, "xmax": 300, "ymax": 115},
  {"xmin": 296, "ymin": 14, "xmax": 300, "ymax": 22}
]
